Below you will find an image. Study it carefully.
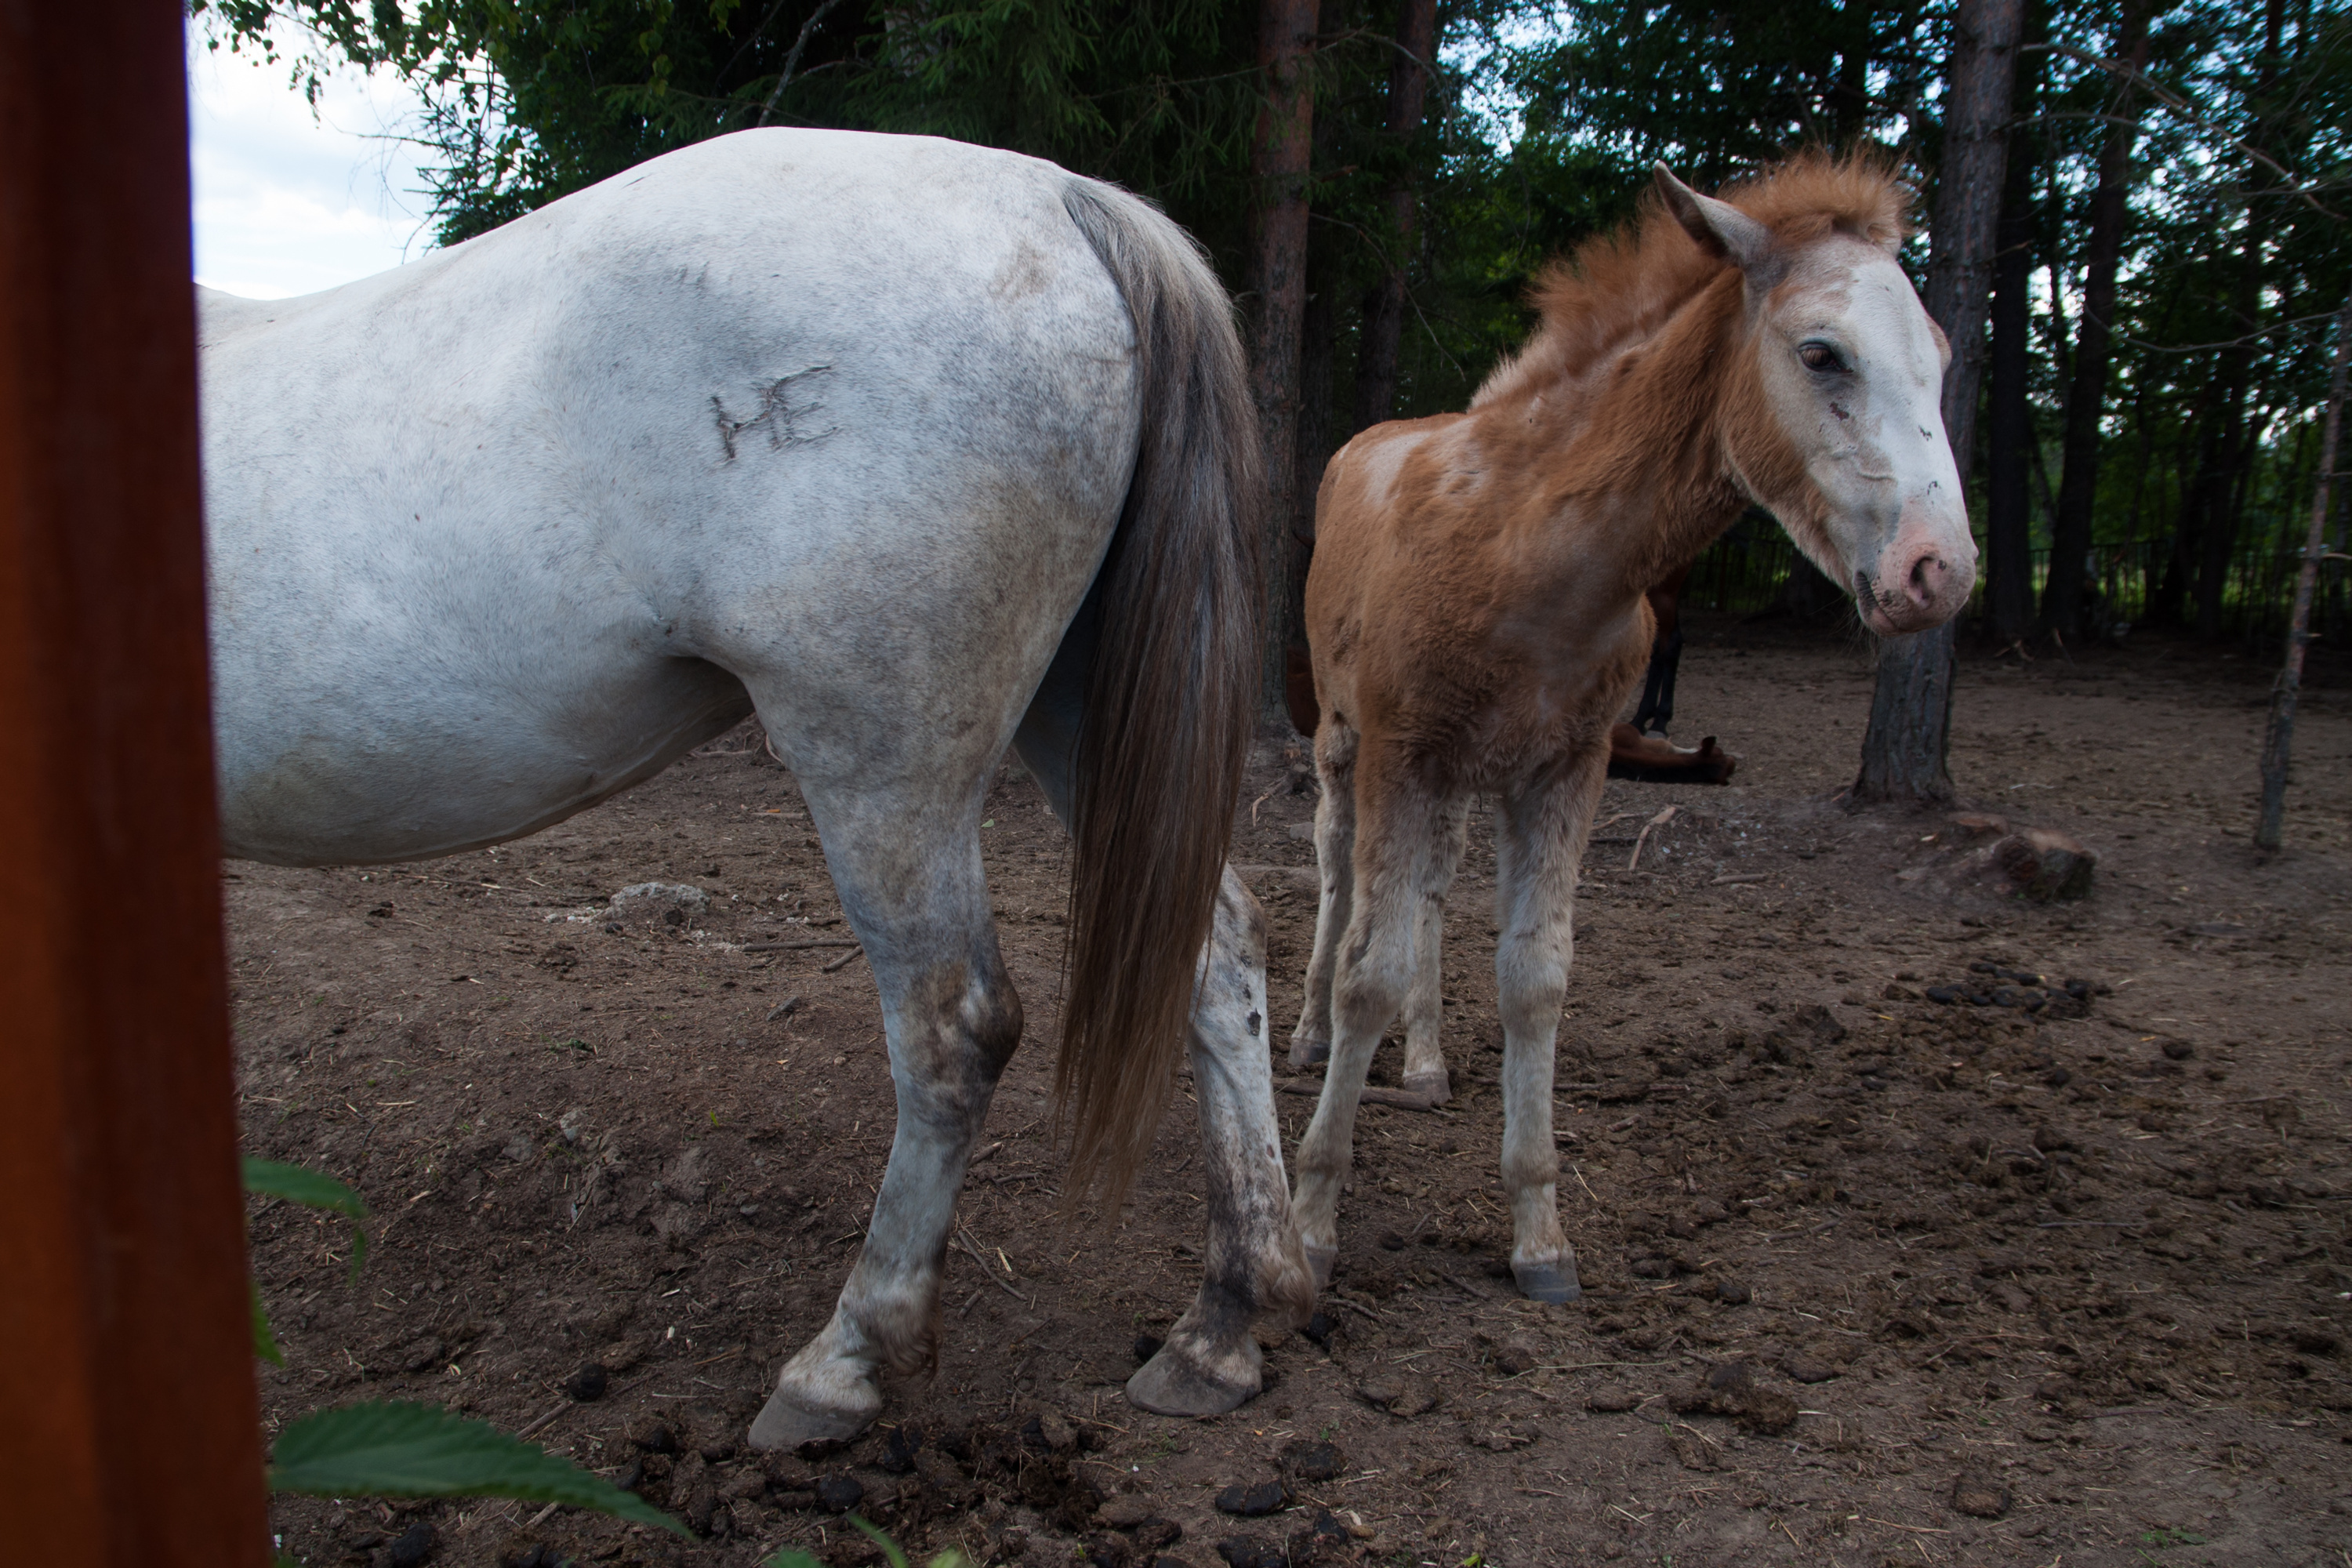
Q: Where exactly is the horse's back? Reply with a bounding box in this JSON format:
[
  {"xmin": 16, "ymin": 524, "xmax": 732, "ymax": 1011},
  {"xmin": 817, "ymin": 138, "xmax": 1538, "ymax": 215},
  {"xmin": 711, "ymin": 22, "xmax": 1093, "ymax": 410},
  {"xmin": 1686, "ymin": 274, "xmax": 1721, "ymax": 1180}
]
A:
[{"xmin": 203, "ymin": 131, "xmax": 1145, "ymax": 864}]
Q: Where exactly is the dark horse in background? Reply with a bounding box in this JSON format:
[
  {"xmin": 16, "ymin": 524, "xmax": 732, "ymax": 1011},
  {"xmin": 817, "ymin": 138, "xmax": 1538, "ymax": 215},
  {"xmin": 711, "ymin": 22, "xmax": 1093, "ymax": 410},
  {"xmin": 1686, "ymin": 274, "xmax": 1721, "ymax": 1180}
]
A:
[{"xmin": 1285, "ymin": 557, "xmax": 1736, "ymax": 784}]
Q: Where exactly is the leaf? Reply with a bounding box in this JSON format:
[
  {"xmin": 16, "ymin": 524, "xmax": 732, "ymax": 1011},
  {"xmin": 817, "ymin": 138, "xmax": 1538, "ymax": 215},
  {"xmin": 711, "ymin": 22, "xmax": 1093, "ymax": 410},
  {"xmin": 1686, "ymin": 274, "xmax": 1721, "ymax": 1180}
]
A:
[
  {"xmin": 251, "ymin": 1281, "xmax": 283, "ymax": 1367},
  {"xmin": 761, "ymin": 1552, "xmax": 826, "ymax": 1568},
  {"xmin": 244, "ymin": 1156, "xmax": 370, "ymax": 1274},
  {"xmin": 269, "ymin": 1401, "xmax": 690, "ymax": 1537},
  {"xmin": 243, "ymin": 1156, "xmax": 368, "ymax": 1218}
]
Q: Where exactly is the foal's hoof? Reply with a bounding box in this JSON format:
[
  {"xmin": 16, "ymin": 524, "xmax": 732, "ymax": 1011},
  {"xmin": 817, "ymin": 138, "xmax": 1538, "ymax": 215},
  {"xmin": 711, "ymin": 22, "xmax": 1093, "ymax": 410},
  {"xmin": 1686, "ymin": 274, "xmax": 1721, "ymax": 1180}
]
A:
[
  {"xmin": 1512, "ymin": 1255, "xmax": 1582, "ymax": 1304},
  {"xmin": 747, "ymin": 1380, "xmax": 880, "ymax": 1451},
  {"xmin": 1399, "ymin": 1066, "xmax": 1452, "ymax": 1106},
  {"xmin": 1288, "ymin": 1036, "xmax": 1330, "ymax": 1070},
  {"xmin": 1127, "ymin": 1334, "xmax": 1262, "ymax": 1418}
]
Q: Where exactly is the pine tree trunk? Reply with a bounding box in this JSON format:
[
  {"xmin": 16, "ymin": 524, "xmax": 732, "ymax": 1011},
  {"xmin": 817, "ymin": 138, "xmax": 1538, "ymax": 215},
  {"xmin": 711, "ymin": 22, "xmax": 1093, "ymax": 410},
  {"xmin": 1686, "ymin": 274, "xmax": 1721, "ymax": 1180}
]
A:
[
  {"xmin": 1246, "ymin": 0, "xmax": 1321, "ymax": 713},
  {"xmin": 1985, "ymin": 118, "xmax": 2037, "ymax": 645},
  {"xmin": 2042, "ymin": 0, "xmax": 2151, "ymax": 637},
  {"xmin": 1348, "ymin": 0, "xmax": 1437, "ymax": 435},
  {"xmin": 1853, "ymin": 0, "xmax": 2021, "ymax": 806}
]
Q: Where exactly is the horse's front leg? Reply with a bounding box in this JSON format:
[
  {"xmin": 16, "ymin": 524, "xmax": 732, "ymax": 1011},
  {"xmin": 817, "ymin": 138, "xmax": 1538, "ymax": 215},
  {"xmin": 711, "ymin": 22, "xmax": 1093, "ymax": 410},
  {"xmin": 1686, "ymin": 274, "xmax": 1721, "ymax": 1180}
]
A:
[
  {"xmin": 1127, "ymin": 866, "xmax": 1316, "ymax": 1416},
  {"xmin": 749, "ymin": 800, "xmax": 1018, "ymax": 1450},
  {"xmin": 1488, "ymin": 754, "xmax": 1605, "ymax": 1304}
]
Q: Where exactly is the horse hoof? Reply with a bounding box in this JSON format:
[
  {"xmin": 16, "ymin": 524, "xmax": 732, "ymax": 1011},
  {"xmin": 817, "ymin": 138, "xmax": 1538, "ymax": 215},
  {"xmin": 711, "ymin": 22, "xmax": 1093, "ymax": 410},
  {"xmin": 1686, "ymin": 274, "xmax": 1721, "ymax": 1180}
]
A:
[
  {"xmin": 1512, "ymin": 1256, "xmax": 1582, "ymax": 1304},
  {"xmin": 1126, "ymin": 1337, "xmax": 1261, "ymax": 1417},
  {"xmin": 1303, "ymin": 1243, "xmax": 1338, "ymax": 1294},
  {"xmin": 746, "ymin": 1381, "xmax": 880, "ymax": 1450},
  {"xmin": 1288, "ymin": 1036, "xmax": 1330, "ymax": 1070},
  {"xmin": 1399, "ymin": 1067, "xmax": 1452, "ymax": 1105}
]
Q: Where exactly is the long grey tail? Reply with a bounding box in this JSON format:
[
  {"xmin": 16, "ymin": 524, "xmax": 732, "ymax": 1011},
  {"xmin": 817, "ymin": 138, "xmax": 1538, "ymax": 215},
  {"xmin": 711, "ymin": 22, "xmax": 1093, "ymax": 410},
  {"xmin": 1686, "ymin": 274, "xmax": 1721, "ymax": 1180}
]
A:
[{"xmin": 1051, "ymin": 180, "xmax": 1264, "ymax": 1205}]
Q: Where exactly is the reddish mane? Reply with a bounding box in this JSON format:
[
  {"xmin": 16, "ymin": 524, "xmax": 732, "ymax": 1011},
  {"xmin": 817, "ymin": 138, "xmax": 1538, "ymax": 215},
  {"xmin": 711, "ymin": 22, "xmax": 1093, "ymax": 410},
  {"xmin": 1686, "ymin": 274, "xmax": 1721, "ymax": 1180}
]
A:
[{"xmin": 1473, "ymin": 151, "xmax": 1913, "ymax": 408}]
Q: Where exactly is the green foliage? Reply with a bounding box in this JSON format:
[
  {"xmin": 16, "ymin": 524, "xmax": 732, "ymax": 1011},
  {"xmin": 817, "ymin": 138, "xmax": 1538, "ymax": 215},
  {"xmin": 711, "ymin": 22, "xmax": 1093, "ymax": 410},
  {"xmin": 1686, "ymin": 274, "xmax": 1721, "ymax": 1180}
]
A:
[
  {"xmin": 268, "ymin": 1399, "xmax": 692, "ymax": 1536},
  {"xmin": 240, "ymin": 1157, "xmax": 689, "ymax": 1537},
  {"xmin": 242, "ymin": 1154, "xmax": 368, "ymax": 1363}
]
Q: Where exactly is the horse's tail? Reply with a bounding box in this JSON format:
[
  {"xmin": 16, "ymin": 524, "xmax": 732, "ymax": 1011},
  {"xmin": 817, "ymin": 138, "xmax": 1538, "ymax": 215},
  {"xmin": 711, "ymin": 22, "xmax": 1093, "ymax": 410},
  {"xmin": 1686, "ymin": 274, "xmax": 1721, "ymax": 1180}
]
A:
[{"xmin": 1054, "ymin": 180, "xmax": 1263, "ymax": 1205}]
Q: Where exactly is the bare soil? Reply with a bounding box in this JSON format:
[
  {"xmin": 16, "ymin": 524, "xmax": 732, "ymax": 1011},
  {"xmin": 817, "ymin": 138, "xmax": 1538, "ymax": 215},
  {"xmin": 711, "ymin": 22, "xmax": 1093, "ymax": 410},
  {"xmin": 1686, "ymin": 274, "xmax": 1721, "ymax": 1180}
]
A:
[{"xmin": 236, "ymin": 619, "xmax": 2352, "ymax": 1568}]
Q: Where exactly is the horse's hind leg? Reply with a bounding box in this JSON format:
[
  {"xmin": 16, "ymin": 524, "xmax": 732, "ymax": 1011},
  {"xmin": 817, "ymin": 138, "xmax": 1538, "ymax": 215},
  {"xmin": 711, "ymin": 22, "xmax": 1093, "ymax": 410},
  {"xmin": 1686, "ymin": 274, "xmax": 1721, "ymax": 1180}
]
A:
[
  {"xmin": 1291, "ymin": 746, "xmax": 1454, "ymax": 1289},
  {"xmin": 1288, "ymin": 716, "xmax": 1359, "ymax": 1070},
  {"xmin": 1487, "ymin": 756, "xmax": 1604, "ymax": 1305},
  {"xmin": 1399, "ymin": 798, "xmax": 1468, "ymax": 1105},
  {"xmin": 749, "ymin": 777, "xmax": 1018, "ymax": 1449},
  {"xmin": 1011, "ymin": 659, "xmax": 1311, "ymax": 1418},
  {"xmin": 1127, "ymin": 865, "xmax": 1316, "ymax": 1415}
]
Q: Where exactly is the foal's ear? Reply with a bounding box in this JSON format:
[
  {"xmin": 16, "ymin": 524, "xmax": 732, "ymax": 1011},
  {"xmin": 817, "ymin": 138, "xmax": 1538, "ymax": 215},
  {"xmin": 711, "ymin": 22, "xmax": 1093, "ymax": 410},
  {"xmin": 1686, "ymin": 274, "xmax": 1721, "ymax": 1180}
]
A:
[{"xmin": 1653, "ymin": 164, "xmax": 1772, "ymax": 272}]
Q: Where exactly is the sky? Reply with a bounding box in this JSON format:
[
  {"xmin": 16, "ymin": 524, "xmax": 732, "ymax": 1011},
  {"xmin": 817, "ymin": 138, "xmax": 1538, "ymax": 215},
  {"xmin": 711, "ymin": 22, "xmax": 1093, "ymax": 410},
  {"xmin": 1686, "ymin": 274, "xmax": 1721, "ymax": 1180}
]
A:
[{"xmin": 187, "ymin": 25, "xmax": 437, "ymax": 299}]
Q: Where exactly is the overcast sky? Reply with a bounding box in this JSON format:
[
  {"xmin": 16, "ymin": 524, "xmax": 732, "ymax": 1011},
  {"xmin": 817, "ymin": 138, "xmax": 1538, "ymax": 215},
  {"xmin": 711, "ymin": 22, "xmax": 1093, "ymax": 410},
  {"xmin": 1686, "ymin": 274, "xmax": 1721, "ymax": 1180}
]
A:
[{"xmin": 187, "ymin": 27, "xmax": 437, "ymax": 299}]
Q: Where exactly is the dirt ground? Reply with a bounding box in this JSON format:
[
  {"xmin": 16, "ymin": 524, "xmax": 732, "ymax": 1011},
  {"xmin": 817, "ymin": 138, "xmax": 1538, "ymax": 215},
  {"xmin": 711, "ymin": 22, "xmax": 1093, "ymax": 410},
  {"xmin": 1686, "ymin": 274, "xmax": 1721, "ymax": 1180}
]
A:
[{"xmin": 234, "ymin": 617, "xmax": 2352, "ymax": 1568}]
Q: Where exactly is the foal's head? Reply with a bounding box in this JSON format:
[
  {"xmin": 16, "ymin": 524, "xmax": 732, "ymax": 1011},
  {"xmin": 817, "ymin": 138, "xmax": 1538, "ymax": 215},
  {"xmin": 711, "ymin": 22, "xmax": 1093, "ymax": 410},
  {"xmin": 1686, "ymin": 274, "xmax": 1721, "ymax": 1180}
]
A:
[{"xmin": 1658, "ymin": 158, "xmax": 1976, "ymax": 636}]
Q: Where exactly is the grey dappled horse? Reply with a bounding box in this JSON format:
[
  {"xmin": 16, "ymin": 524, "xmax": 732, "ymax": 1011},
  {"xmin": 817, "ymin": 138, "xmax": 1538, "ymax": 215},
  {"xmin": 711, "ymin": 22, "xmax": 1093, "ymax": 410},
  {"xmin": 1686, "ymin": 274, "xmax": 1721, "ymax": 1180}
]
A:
[{"xmin": 198, "ymin": 129, "xmax": 1312, "ymax": 1446}]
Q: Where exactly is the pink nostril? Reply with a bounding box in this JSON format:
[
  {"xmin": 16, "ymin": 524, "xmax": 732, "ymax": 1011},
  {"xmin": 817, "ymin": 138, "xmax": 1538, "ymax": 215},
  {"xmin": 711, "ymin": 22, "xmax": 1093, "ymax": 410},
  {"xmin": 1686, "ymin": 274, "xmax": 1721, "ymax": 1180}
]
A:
[{"xmin": 1907, "ymin": 553, "xmax": 1945, "ymax": 608}]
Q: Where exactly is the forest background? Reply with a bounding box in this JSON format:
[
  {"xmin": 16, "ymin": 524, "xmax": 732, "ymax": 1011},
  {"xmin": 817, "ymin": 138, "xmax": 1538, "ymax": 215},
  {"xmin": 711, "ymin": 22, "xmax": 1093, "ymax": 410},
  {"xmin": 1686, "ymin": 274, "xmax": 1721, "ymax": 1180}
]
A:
[{"xmin": 190, "ymin": 0, "xmax": 2351, "ymax": 708}]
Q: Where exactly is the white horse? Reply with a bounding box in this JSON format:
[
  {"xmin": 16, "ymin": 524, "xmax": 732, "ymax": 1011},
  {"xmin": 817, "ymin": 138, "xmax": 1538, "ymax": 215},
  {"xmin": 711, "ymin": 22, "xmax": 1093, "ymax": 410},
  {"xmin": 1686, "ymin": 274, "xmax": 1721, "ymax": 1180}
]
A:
[{"xmin": 198, "ymin": 129, "xmax": 1312, "ymax": 1446}]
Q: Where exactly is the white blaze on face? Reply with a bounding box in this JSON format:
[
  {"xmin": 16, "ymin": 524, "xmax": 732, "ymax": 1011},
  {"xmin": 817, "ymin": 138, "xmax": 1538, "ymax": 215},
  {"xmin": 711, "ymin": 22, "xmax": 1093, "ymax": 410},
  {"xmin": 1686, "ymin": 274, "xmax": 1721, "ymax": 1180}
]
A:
[{"xmin": 1760, "ymin": 238, "xmax": 1978, "ymax": 635}]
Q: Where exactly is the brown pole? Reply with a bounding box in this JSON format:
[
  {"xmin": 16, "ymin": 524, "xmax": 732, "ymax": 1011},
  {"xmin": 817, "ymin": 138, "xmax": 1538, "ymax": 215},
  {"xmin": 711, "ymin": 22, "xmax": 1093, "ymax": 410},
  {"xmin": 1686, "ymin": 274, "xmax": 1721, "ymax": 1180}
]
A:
[
  {"xmin": 2254, "ymin": 289, "xmax": 2352, "ymax": 851},
  {"xmin": 0, "ymin": 0, "xmax": 269, "ymax": 1560}
]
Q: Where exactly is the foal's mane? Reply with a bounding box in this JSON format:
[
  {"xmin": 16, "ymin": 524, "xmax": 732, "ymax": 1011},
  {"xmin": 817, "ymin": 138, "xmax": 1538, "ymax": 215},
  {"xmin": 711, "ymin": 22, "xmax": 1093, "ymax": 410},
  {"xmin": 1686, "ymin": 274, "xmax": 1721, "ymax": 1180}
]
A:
[{"xmin": 1472, "ymin": 151, "xmax": 1911, "ymax": 408}]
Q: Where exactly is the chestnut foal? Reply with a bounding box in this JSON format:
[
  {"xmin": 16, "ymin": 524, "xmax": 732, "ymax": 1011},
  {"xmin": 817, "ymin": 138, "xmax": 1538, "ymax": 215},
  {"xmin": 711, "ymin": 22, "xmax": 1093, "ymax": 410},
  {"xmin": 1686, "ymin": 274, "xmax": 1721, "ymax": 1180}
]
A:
[{"xmin": 1287, "ymin": 155, "xmax": 1976, "ymax": 1301}]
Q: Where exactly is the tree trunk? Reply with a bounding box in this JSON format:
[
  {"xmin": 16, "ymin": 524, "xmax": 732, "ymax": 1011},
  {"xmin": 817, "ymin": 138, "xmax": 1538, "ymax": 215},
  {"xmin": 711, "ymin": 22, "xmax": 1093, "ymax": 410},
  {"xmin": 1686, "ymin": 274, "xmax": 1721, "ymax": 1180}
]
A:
[
  {"xmin": 1246, "ymin": 0, "xmax": 1320, "ymax": 712},
  {"xmin": 2255, "ymin": 289, "xmax": 2352, "ymax": 848},
  {"xmin": 1283, "ymin": 254, "xmax": 1336, "ymax": 688},
  {"xmin": 1348, "ymin": 0, "xmax": 1437, "ymax": 435},
  {"xmin": 2042, "ymin": 0, "xmax": 2151, "ymax": 637},
  {"xmin": 1985, "ymin": 113, "xmax": 2037, "ymax": 644},
  {"xmin": 1853, "ymin": 0, "xmax": 2021, "ymax": 806}
]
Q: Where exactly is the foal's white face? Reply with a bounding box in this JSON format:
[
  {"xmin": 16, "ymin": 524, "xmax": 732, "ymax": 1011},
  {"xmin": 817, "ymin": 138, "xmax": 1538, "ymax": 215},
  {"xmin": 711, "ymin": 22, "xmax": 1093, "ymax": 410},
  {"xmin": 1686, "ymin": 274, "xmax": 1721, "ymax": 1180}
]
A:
[{"xmin": 1759, "ymin": 237, "xmax": 1976, "ymax": 636}]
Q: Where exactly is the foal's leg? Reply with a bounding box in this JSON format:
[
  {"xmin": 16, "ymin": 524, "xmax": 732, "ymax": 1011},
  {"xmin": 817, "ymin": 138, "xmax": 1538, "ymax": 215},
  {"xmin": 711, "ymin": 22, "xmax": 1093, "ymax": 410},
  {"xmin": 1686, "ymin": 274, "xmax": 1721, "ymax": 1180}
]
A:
[
  {"xmin": 1290, "ymin": 747, "xmax": 1455, "ymax": 1288},
  {"xmin": 1288, "ymin": 716, "xmax": 1359, "ymax": 1071},
  {"xmin": 1487, "ymin": 754, "xmax": 1606, "ymax": 1303},
  {"xmin": 1398, "ymin": 799, "xmax": 1469, "ymax": 1105},
  {"xmin": 750, "ymin": 781, "xmax": 1018, "ymax": 1447}
]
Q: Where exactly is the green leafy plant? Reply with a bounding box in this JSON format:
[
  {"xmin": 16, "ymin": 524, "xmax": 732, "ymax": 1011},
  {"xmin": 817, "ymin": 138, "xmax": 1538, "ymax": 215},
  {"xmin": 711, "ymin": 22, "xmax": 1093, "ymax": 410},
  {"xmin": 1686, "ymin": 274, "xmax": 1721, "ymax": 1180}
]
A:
[
  {"xmin": 244, "ymin": 1155, "xmax": 689, "ymax": 1541},
  {"xmin": 271, "ymin": 1401, "xmax": 685, "ymax": 1534},
  {"xmin": 765, "ymin": 1515, "xmax": 967, "ymax": 1568}
]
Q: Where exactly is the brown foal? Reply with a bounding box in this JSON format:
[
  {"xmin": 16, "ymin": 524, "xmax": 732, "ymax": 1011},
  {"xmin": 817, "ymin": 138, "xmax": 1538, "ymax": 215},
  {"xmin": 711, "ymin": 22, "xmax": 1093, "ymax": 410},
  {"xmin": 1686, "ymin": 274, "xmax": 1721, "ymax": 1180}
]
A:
[{"xmin": 1287, "ymin": 154, "xmax": 1977, "ymax": 1301}]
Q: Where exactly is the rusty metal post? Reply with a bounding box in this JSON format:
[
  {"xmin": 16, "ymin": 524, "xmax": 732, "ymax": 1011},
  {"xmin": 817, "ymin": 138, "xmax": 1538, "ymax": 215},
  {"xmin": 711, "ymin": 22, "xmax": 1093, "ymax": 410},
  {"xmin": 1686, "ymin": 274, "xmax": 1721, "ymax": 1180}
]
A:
[{"xmin": 0, "ymin": 0, "xmax": 269, "ymax": 1560}]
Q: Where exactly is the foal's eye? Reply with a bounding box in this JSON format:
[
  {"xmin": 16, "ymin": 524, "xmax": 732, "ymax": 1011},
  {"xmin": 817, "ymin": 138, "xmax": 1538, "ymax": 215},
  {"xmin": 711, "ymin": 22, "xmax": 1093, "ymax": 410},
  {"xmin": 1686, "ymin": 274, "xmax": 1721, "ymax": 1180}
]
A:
[{"xmin": 1798, "ymin": 342, "xmax": 1847, "ymax": 373}]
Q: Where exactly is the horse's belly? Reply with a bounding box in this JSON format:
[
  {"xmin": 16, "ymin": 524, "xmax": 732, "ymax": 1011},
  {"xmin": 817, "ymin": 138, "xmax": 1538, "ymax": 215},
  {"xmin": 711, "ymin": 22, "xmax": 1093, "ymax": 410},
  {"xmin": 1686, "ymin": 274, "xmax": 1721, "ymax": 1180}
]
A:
[{"xmin": 213, "ymin": 646, "xmax": 751, "ymax": 866}]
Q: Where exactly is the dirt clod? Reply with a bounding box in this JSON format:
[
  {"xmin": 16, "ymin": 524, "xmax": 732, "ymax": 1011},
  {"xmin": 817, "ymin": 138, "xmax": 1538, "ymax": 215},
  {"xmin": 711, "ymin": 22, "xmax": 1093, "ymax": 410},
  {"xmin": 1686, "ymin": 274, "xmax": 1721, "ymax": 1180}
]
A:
[
  {"xmin": 1215, "ymin": 1479, "xmax": 1288, "ymax": 1516},
  {"xmin": 1670, "ymin": 1360, "xmax": 1799, "ymax": 1434},
  {"xmin": 1282, "ymin": 1439, "xmax": 1345, "ymax": 1482},
  {"xmin": 383, "ymin": 1523, "xmax": 437, "ymax": 1567},
  {"xmin": 1950, "ymin": 1471, "xmax": 2012, "ymax": 1519},
  {"xmin": 814, "ymin": 1474, "xmax": 863, "ymax": 1513},
  {"xmin": 561, "ymin": 1361, "xmax": 608, "ymax": 1401}
]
